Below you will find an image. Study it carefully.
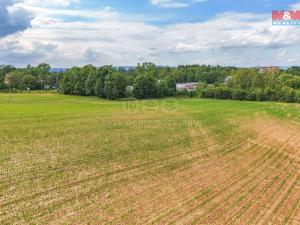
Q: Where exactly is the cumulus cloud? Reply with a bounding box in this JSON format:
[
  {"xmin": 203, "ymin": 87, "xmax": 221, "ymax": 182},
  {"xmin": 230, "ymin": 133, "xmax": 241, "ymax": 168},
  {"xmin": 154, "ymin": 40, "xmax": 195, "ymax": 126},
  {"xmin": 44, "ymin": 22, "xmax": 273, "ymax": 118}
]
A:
[
  {"xmin": 166, "ymin": 12, "xmax": 300, "ymax": 56},
  {"xmin": 0, "ymin": 0, "xmax": 33, "ymax": 37},
  {"xmin": 0, "ymin": 36, "xmax": 58, "ymax": 65},
  {"xmin": 1, "ymin": 1, "xmax": 300, "ymax": 67}
]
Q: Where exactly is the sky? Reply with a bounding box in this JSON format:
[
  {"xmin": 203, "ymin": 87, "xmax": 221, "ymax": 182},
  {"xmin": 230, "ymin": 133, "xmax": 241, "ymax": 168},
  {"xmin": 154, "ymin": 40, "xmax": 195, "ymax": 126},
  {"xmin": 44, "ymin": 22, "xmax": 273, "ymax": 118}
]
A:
[{"xmin": 1, "ymin": 0, "xmax": 300, "ymax": 67}]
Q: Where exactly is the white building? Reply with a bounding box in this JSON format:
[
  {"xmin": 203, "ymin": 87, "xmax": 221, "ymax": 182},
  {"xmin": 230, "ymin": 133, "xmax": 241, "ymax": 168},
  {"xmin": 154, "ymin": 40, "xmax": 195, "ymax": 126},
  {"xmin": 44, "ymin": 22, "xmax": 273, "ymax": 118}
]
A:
[
  {"xmin": 176, "ymin": 82, "xmax": 198, "ymax": 92},
  {"xmin": 126, "ymin": 86, "xmax": 134, "ymax": 93}
]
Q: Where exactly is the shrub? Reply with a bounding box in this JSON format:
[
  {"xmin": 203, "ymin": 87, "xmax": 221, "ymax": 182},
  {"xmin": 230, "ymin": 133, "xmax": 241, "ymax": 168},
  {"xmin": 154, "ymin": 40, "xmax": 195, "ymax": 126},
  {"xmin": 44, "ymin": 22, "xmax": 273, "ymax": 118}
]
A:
[
  {"xmin": 232, "ymin": 89, "xmax": 248, "ymax": 101},
  {"xmin": 295, "ymin": 91, "xmax": 300, "ymax": 103},
  {"xmin": 199, "ymin": 87, "xmax": 214, "ymax": 98},
  {"xmin": 175, "ymin": 89, "xmax": 189, "ymax": 97},
  {"xmin": 156, "ymin": 80, "xmax": 171, "ymax": 98},
  {"xmin": 213, "ymin": 87, "xmax": 232, "ymax": 99},
  {"xmin": 188, "ymin": 91, "xmax": 196, "ymax": 97},
  {"xmin": 246, "ymin": 90, "xmax": 256, "ymax": 101},
  {"xmin": 264, "ymin": 87, "xmax": 277, "ymax": 101},
  {"xmin": 253, "ymin": 88, "xmax": 265, "ymax": 101},
  {"xmin": 278, "ymin": 86, "xmax": 296, "ymax": 103}
]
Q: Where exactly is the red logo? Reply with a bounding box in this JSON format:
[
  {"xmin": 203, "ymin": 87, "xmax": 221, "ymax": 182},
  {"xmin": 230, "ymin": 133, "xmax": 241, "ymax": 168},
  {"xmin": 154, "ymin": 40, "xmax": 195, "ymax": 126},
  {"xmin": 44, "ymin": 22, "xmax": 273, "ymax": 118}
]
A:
[{"xmin": 272, "ymin": 10, "xmax": 300, "ymax": 20}]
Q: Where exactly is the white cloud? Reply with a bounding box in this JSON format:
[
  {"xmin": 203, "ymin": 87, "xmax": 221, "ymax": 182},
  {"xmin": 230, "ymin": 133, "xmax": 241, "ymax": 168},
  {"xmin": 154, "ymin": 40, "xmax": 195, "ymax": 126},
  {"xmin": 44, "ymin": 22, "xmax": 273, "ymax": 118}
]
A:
[
  {"xmin": 23, "ymin": 0, "xmax": 79, "ymax": 7},
  {"xmin": 290, "ymin": 2, "xmax": 300, "ymax": 10},
  {"xmin": 166, "ymin": 12, "xmax": 299, "ymax": 54},
  {"xmin": 150, "ymin": 0, "xmax": 189, "ymax": 8},
  {"xmin": 14, "ymin": 3, "xmax": 116, "ymax": 20},
  {"xmin": 1, "ymin": 1, "xmax": 300, "ymax": 67},
  {"xmin": 149, "ymin": 0, "xmax": 206, "ymax": 8}
]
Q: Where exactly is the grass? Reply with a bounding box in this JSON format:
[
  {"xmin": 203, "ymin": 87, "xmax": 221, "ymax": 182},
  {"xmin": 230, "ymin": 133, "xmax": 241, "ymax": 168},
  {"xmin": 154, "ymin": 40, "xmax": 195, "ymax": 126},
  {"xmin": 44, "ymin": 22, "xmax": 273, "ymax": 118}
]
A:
[{"xmin": 0, "ymin": 93, "xmax": 300, "ymax": 224}]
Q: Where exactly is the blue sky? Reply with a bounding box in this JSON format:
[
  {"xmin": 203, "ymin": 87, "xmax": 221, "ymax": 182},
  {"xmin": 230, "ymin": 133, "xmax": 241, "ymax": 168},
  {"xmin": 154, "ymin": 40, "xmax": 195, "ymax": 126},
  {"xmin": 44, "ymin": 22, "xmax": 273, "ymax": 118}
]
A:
[
  {"xmin": 1, "ymin": 0, "xmax": 300, "ymax": 67},
  {"xmin": 77, "ymin": 0, "xmax": 296, "ymax": 24}
]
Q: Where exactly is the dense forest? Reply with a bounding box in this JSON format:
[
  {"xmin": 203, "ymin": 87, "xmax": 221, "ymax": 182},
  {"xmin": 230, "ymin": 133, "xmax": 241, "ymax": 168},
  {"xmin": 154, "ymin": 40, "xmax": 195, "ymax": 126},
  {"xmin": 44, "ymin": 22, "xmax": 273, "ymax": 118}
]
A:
[{"xmin": 1, "ymin": 63, "xmax": 300, "ymax": 103}]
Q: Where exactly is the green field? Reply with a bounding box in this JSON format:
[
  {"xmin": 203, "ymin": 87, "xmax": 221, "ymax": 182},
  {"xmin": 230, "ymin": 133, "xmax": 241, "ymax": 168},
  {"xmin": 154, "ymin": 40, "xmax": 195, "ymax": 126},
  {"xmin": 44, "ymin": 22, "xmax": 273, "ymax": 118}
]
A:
[{"xmin": 1, "ymin": 93, "xmax": 300, "ymax": 225}]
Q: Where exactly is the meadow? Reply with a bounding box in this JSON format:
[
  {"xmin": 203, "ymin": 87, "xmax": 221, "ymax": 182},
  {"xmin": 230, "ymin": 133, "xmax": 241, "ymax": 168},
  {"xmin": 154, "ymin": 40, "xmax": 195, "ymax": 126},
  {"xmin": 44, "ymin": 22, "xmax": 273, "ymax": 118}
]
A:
[{"xmin": 1, "ymin": 93, "xmax": 300, "ymax": 224}]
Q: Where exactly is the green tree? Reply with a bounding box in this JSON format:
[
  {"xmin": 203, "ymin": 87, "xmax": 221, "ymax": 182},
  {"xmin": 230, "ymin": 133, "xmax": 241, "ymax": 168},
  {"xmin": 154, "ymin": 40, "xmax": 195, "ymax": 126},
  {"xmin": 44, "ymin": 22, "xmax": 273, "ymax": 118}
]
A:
[
  {"xmin": 0, "ymin": 65, "xmax": 15, "ymax": 90},
  {"xmin": 278, "ymin": 86, "xmax": 296, "ymax": 103},
  {"xmin": 213, "ymin": 87, "xmax": 232, "ymax": 99},
  {"xmin": 136, "ymin": 62, "xmax": 158, "ymax": 78},
  {"xmin": 286, "ymin": 67, "xmax": 300, "ymax": 76},
  {"xmin": 156, "ymin": 80, "xmax": 171, "ymax": 97},
  {"xmin": 232, "ymin": 89, "xmax": 248, "ymax": 101},
  {"xmin": 228, "ymin": 69, "xmax": 258, "ymax": 89},
  {"xmin": 287, "ymin": 77, "xmax": 300, "ymax": 89},
  {"xmin": 133, "ymin": 75, "xmax": 157, "ymax": 99},
  {"xmin": 165, "ymin": 76, "xmax": 176, "ymax": 94},
  {"xmin": 95, "ymin": 66, "xmax": 112, "ymax": 98},
  {"xmin": 104, "ymin": 73, "xmax": 127, "ymax": 99},
  {"xmin": 21, "ymin": 75, "xmax": 38, "ymax": 90},
  {"xmin": 60, "ymin": 67, "xmax": 79, "ymax": 94}
]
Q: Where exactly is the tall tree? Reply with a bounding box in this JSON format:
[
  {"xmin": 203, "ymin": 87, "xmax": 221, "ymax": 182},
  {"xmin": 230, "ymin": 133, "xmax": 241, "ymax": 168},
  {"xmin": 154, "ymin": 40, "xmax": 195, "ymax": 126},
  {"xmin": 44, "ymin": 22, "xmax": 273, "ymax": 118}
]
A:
[
  {"xmin": 133, "ymin": 75, "xmax": 157, "ymax": 99},
  {"xmin": 104, "ymin": 73, "xmax": 127, "ymax": 99}
]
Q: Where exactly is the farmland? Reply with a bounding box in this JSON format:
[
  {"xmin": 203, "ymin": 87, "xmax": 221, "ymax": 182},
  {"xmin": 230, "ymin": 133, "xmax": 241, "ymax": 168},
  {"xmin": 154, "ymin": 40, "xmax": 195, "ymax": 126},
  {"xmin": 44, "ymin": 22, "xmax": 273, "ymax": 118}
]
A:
[{"xmin": 1, "ymin": 93, "xmax": 300, "ymax": 225}]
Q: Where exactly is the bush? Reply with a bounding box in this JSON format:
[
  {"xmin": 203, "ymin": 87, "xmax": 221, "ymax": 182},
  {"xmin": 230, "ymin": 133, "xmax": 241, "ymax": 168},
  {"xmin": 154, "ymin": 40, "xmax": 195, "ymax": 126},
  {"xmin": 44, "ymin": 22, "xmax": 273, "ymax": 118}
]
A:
[
  {"xmin": 213, "ymin": 87, "xmax": 232, "ymax": 99},
  {"xmin": 295, "ymin": 91, "xmax": 300, "ymax": 103},
  {"xmin": 253, "ymin": 88, "xmax": 265, "ymax": 101},
  {"xmin": 156, "ymin": 80, "xmax": 171, "ymax": 98},
  {"xmin": 199, "ymin": 87, "xmax": 214, "ymax": 98},
  {"xmin": 175, "ymin": 89, "xmax": 189, "ymax": 97},
  {"xmin": 232, "ymin": 89, "xmax": 248, "ymax": 101},
  {"xmin": 264, "ymin": 87, "xmax": 277, "ymax": 101},
  {"xmin": 278, "ymin": 86, "xmax": 296, "ymax": 103},
  {"xmin": 287, "ymin": 77, "xmax": 300, "ymax": 89},
  {"xmin": 246, "ymin": 90, "xmax": 256, "ymax": 101},
  {"xmin": 188, "ymin": 91, "xmax": 196, "ymax": 97}
]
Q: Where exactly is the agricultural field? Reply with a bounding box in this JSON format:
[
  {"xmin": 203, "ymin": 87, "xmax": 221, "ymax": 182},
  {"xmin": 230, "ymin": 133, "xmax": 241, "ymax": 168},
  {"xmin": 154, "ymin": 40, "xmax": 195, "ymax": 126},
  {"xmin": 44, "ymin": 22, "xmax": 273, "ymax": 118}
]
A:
[{"xmin": 1, "ymin": 93, "xmax": 300, "ymax": 225}]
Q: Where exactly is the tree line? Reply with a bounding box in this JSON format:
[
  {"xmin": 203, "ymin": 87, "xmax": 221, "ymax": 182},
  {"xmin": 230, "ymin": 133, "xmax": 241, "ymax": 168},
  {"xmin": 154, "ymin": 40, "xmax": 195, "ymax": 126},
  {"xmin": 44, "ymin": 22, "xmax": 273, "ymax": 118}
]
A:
[
  {"xmin": 0, "ymin": 63, "xmax": 59, "ymax": 91},
  {"xmin": 1, "ymin": 63, "xmax": 300, "ymax": 103},
  {"xmin": 59, "ymin": 63, "xmax": 236, "ymax": 99},
  {"xmin": 199, "ymin": 68, "xmax": 300, "ymax": 103}
]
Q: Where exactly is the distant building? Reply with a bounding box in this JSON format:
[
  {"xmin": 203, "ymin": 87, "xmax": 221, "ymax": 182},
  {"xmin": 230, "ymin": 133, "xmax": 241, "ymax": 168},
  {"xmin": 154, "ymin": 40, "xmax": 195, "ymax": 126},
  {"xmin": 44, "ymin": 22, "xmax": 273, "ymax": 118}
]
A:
[
  {"xmin": 259, "ymin": 66, "xmax": 280, "ymax": 74},
  {"xmin": 225, "ymin": 76, "xmax": 232, "ymax": 84},
  {"xmin": 126, "ymin": 86, "xmax": 134, "ymax": 93},
  {"xmin": 176, "ymin": 82, "xmax": 198, "ymax": 92}
]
